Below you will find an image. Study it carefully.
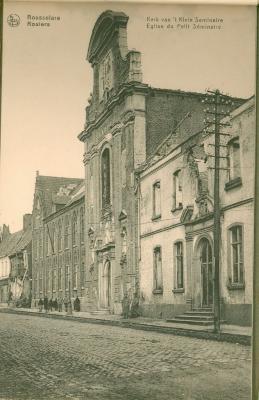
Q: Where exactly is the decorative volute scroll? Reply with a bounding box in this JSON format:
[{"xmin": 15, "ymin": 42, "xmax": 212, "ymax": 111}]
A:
[{"xmin": 87, "ymin": 10, "xmax": 129, "ymax": 64}]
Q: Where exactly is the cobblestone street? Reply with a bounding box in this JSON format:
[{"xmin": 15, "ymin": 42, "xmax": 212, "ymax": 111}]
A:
[{"xmin": 0, "ymin": 313, "xmax": 251, "ymax": 400}]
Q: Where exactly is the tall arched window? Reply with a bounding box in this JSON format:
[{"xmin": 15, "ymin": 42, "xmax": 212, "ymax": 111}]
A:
[
  {"xmin": 72, "ymin": 212, "xmax": 78, "ymax": 246},
  {"xmin": 52, "ymin": 223, "xmax": 56, "ymax": 254},
  {"xmin": 64, "ymin": 216, "xmax": 69, "ymax": 249},
  {"xmin": 101, "ymin": 148, "xmax": 111, "ymax": 208},
  {"xmin": 80, "ymin": 207, "xmax": 85, "ymax": 243},
  {"xmin": 57, "ymin": 220, "xmax": 62, "ymax": 251}
]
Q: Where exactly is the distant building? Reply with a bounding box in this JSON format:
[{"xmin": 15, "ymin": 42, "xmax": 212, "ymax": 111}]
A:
[
  {"xmin": 31, "ymin": 173, "xmax": 84, "ymax": 306},
  {"xmin": 0, "ymin": 215, "xmax": 32, "ymax": 305},
  {"xmin": 78, "ymin": 10, "xmax": 244, "ymax": 314},
  {"xmin": 137, "ymin": 97, "xmax": 254, "ymax": 326}
]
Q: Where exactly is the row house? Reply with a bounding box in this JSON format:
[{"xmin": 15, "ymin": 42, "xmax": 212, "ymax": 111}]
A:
[
  {"xmin": 78, "ymin": 10, "xmax": 243, "ymax": 314},
  {"xmin": 0, "ymin": 215, "xmax": 32, "ymax": 305},
  {"xmin": 137, "ymin": 97, "xmax": 254, "ymax": 326},
  {"xmin": 31, "ymin": 173, "xmax": 84, "ymax": 306}
]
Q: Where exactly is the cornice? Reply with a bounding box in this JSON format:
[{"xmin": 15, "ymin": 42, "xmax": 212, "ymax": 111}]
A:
[{"xmin": 78, "ymin": 82, "xmax": 149, "ymax": 142}]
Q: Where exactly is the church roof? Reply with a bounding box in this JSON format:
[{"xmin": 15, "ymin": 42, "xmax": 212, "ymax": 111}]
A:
[
  {"xmin": 34, "ymin": 175, "xmax": 83, "ymax": 218},
  {"xmin": 0, "ymin": 229, "xmax": 30, "ymax": 258}
]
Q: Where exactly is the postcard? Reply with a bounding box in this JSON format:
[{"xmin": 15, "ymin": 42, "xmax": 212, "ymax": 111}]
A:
[{"xmin": 1, "ymin": 1, "xmax": 256, "ymax": 399}]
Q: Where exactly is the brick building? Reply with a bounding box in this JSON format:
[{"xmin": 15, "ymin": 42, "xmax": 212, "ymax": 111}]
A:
[
  {"xmin": 138, "ymin": 97, "xmax": 254, "ymax": 326},
  {"xmin": 78, "ymin": 10, "xmax": 244, "ymax": 314},
  {"xmin": 31, "ymin": 173, "xmax": 84, "ymax": 305}
]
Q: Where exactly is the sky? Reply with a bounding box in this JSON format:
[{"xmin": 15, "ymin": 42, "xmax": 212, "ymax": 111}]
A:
[{"xmin": 1, "ymin": 1, "xmax": 256, "ymax": 232}]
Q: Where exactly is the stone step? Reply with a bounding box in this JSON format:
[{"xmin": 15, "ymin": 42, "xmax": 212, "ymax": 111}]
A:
[
  {"xmin": 166, "ymin": 318, "xmax": 213, "ymax": 326},
  {"xmin": 192, "ymin": 308, "xmax": 213, "ymax": 312},
  {"xmin": 174, "ymin": 314, "xmax": 214, "ymax": 321},
  {"xmin": 90, "ymin": 309, "xmax": 110, "ymax": 315},
  {"xmin": 185, "ymin": 311, "xmax": 214, "ymax": 317}
]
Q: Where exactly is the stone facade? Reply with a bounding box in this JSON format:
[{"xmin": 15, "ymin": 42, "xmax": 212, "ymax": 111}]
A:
[
  {"xmin": 78, "ymin": 10, "xmax": 245, "ymax": 315},
  {"xmin": 138, "ymin": 97, "xmax": 255, "ymax": 326}
]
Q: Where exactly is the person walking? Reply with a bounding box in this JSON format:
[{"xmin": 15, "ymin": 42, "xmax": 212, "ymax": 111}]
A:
[
  {"xmin": 64, "ymin": 296, "xmax": 69, "ymax": 313},
  {"xmin": 58, "ymin": 297, "xmax": 63, "ymax": 312},
  {"xmin": 49, "ymin": 298, "xmax": 53, "ymax": 312},
  {"xmin": 38, "ymin": 298, "xmax": 43, "ymax": 312},
  {"xmin": 74, "ymin": 296, "xmax": 80, "ymax": 312},
  {"xmin": 67, "ymin": 299, "xmax": 72, "ymax": 315},
  {"xmin": 130, "ymin": 292, "xmax": 140, "ymax": 318},
  {"xmin": 43, "ymin": 296, "xmax": 49, "ymax": 313},
  {"xmin": 53, "ymin": 298, "xmax": 58, "ymax": 312},
  {"xmin": 122, "ymin": 293, "xmax": 130, "ymax": 319}
]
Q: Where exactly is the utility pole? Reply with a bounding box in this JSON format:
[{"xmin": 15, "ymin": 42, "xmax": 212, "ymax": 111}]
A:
[
  {"xmin": 203, "ymin": 89, "xmax": 233, "ymax": 334},
  {"xmin": 213, "ymin": 89, "xmax": 221, "ymax": 334}
]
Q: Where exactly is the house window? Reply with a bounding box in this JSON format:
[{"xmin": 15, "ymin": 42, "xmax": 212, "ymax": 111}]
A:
[
  {"xmin": 72, "ymin": 212, "xmax": 78, "ymax": 246},
  {"xmin": 229, "ymin": 225, "xmax": 244, "ymax": 284},
  {"xmin": 80, "ymin": 207, "xmax": 85, "ymax": 243},
  {"xmin": 80, "ymin": 262, "xmax": 85, "ymax": 288},
  {"xmin": 72, "ymin": 265, "xmax": 78, "ymax": 289},
  {"xmin": 152, "ymin": 181, "xmax": 161, "ymax": 219},
  {"xmin": 153, "ymin": 246, "xmax": 163, "ymax": 292},
  {"xmin": 64, "ymin": 216, "xmax": 69, "ymax": 249},
  {"xmin": 101, "ymin": 148, "xmax": 111, "ymax": 208},
  {"xmin": 173, "ymin": 170, "xmax": 183, "ymax": 210},
  {"xmin": 228, "ymin": 137, "xmax": 241, "ymax": 181},
  {"xmin": 174, "ymin": 241, "xmax": 184, "ymax": 290}
]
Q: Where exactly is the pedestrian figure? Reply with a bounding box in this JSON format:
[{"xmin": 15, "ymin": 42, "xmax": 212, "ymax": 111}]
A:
[
  {"xmin": 38, "ymin": 298, "xmax": 43, "ymax": 312},
  {"xmin": 130, "ymin": 292, "xmax": 140, "ymax": 318},
  {"xmin": 58, "ymin": 297, "xmax": 63, "ymax": 312},
  {"xmin": 67, "ymin": 299, "xmax": 72, "ymax": 315},
  {"xmin": 43, "ymin": 296, "xmax": 49, "ymax": 313},
  {"xmin": 74, "ymin": 296, "xmax": 80, "ymax": 312},
  {"xmin": 49, "ymin": 298, "xmax": 53, "ymax": 312},
  {"xmin": 64, "ymin": 296, "xmax": 69, "ymax": 312},
  {"xmin": 122, "ymin": 293, "xmax": 130, "ymax": 319},
  {"xmin": 53, "ymin": 298, "xmax": 58, "ymax": 311}
]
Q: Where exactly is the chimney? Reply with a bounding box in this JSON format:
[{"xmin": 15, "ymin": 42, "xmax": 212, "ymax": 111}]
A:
[
  {"xmin": 23, "ymin": 214, "xmax": 32, "ymax": 231},
  {"xmin": 2, "ymin": 224, "xmax": 10, "ymax": 239}
]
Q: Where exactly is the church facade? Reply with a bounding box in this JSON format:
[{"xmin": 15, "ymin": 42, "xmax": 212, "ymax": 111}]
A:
[{"xmin": 78, "ymin": 10, "xmax": 244, "ymax": 314}]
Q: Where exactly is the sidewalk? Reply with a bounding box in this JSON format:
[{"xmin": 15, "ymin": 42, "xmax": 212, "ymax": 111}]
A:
[{"xmin": 0, "ymin": 306, "xmax": 251, "ymax": 345}]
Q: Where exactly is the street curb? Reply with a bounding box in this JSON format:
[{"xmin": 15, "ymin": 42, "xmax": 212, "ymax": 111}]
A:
[{"xmin": 0, "ymin": 308, "xmax": 251, "ymax": 346}]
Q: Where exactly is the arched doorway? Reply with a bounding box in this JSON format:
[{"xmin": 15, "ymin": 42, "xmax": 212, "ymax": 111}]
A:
[{"xmin": 199, "ymin": 238, "xmax": 213, "ymax": 307}]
